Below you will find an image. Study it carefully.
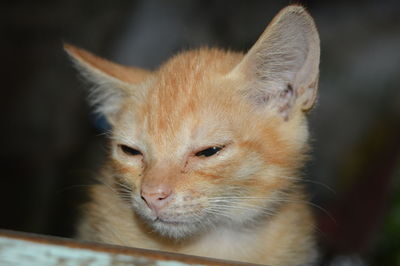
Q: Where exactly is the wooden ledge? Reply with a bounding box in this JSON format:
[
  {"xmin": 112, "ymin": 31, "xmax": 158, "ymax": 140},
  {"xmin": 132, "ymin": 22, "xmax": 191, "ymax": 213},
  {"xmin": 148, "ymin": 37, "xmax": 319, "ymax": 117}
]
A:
[{"xmin": 0, "ymin": 229, "xmax": 260, "ymax": 266}]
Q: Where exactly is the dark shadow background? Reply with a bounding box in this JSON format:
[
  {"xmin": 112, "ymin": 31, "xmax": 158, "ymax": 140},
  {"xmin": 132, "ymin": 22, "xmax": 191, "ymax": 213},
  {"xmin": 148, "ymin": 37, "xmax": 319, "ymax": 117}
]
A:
[{"xmin": 1, "ymin": 0, "xmax": 399, "ymax": 265}]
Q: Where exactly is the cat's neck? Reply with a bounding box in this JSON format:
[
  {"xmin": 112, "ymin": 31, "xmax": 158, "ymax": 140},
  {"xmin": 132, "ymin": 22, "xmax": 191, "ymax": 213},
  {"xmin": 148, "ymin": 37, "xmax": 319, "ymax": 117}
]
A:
[{"xmin": 174, "ymin": 196, "xmax": 314, "ymax": 264}]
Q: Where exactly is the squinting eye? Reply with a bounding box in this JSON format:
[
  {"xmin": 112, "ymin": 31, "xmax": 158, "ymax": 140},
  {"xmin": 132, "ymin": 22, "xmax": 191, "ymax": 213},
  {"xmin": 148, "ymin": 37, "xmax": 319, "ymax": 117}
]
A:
[
  {"xmin": 119, "ymin": 145, "xmax": 142, "ymax": 156},
  {"xmin": 195, "ymin": 146, "xmax": 224, "ymax": 157}
]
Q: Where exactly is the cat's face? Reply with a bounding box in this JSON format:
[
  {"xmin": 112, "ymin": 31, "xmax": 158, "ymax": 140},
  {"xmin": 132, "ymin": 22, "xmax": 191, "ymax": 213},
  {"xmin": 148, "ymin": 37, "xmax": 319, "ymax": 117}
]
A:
[
  {"xmin": 66, "ymin": 6, "xmax": 319, "ymax": 239},
  {"xmin": 107, "ymin": 50, "xmax": 309, "ymax": 238}
]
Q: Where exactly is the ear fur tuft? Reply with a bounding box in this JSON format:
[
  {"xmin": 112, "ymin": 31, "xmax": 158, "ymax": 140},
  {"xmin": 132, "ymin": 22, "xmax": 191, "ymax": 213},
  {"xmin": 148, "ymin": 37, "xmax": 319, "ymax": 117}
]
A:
[
  {"xmin": 64, "ymin": 44, "xmax": 150, "ymax": 124},
  {"xmin": 231, "ymin": 5, "xmax": 320, "ymax": 120}
]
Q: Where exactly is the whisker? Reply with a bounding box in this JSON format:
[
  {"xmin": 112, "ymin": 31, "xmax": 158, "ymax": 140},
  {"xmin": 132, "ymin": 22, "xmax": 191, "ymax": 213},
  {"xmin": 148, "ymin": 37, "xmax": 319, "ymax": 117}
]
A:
[
  {"xmin": 114, "ymin": 182, "xmax": 133, "ymax": 192},
  {"xmin": 207, "ymin": 196, "xmax": 336, "ymax": 224},
  {"xmin": 95, "ymin": 179, "xmax": 121, "ymax": 196},
  {"xmin": 208, "ymin": 204, "xmax": 276, "ymax": 216},
  {"xmin": 202, "ymin": 208, "xmax": 234, "ymax": 220}
]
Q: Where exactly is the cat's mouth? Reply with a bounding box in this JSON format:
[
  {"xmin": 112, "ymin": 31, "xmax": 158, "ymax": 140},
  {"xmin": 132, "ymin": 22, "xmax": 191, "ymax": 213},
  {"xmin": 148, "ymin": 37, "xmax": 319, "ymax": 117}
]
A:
[
  {"xmin": 154, "ymin": 217, "xmax": 185, "ymax": 225},
  {"xmin": 135, "ymin": 202, "xmax": 195, "ymax": 226},
  {"xmin": 149, "ymin": 215, "xmax": 204, "ymax": 239}
]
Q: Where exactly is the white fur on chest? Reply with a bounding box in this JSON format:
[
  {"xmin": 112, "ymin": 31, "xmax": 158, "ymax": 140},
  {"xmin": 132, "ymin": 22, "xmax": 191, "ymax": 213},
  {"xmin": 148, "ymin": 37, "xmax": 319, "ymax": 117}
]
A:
[{"xmin": 182, "ymin": 225, "xmax": 261, "ymax": 261}]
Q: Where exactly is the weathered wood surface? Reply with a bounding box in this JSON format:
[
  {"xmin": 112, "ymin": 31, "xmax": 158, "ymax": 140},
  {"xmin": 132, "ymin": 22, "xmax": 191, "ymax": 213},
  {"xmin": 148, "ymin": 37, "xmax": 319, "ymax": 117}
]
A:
[{"xmin": 0, "ymin": 230, "xmax": 257, "ymax": 266}]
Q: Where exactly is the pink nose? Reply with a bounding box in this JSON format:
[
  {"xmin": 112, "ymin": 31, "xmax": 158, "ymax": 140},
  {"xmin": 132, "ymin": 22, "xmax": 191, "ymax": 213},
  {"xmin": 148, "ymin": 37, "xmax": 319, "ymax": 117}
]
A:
[{"xmin": 141, "ymin": 184, "xmax": 172, "ymax": 213}]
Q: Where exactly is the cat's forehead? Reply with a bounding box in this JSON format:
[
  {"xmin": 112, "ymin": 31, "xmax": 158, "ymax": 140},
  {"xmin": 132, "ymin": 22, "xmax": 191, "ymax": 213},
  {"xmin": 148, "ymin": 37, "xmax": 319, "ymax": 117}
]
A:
[
  {"xmin": 160, "ymin": 48, "xmax": 242, "ymax": 74},
  {"xmin": 155, "ymin": 48, "xmax": 242, "ymax": 91},
  {"xmin": 139, "ymin": 50, "xmax": 242, "ymax": 129},
  {"xmin": 113, "ymin": 49, "xmax": 245, "ymax": 151}
]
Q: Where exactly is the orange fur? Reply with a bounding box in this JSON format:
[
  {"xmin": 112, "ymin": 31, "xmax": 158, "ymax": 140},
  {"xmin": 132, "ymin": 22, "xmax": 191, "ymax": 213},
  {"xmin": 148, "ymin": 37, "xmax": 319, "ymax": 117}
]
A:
[{"xmin": 67, "ymin": 5, "xmax": 320, "ymax": 265}]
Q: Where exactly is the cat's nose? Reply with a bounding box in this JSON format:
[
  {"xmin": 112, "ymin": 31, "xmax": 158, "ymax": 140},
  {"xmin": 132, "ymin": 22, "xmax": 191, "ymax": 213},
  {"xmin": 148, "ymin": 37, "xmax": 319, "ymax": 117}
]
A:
[{"xmin": 141, "ymin": 184, "xmax": 172, "ymax": 213}]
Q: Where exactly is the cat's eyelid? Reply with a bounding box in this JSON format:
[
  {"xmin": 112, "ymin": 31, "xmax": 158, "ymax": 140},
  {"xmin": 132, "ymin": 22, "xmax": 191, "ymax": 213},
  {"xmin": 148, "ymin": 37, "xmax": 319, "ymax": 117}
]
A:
[
  {"xmin": 193, "ymin": 142, "xmax": 231, "ymax": 158},
  {"xmin": 111, "ymin": 135, "xmax": 144, "ymax": 157},
  {"xmin": 118, "ymin": 144, "xmax": 143, "ymax": 156},
  {"xmin": 111, "ymin": 134, "xmax": 141, "ymax": 149},
  {"xmin": 198, "ymin": 141, "xmax": 232, "ymax": 150}
]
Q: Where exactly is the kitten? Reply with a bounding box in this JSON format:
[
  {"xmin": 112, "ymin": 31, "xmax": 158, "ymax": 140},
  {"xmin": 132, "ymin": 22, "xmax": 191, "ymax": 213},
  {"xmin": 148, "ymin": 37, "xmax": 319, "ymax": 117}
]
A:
[{"xmin": 66, "ymin": 5, "xmax": 320, "ymax": 265}]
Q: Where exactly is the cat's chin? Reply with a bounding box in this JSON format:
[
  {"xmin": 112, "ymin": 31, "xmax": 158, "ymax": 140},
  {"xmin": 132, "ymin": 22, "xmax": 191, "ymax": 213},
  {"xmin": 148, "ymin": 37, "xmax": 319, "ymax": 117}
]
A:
[
  {"xmin": 148, "ymin": 217, "xmax": 204, "ymax": 239},
  {"xmin": 131, "ymin": 206, "xmax": 203, "ymax": 239}
]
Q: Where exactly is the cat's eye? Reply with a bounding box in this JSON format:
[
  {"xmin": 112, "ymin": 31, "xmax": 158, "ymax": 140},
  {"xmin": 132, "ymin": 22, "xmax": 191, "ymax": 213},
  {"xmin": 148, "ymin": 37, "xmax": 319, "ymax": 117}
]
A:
[
  {"xmin": 119, "ymin": 145, "xmax": 142, "ymax": 156},
  {"xmin": 195, "ymin": 146, "xmax": 224, "ymax": 157}
]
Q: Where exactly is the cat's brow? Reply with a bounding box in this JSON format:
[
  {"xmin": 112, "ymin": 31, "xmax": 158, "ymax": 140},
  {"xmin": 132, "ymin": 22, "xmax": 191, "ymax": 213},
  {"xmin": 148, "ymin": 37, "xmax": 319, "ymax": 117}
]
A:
[{"xmin": 110, "ymin": 134, "xmax": 138, "ymax": 146}]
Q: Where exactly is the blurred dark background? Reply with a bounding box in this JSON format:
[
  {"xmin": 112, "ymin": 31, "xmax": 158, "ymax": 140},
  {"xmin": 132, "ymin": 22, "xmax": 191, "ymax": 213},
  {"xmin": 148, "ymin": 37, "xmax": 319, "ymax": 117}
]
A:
[{"xmin": 1, "ymin": 0, "xmax": 399, "ymax": 265}]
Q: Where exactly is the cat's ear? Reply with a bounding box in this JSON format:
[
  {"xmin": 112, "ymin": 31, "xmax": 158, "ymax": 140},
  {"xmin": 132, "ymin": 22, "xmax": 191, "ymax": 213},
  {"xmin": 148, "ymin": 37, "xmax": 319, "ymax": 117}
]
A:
[
  {"xmin": 64, "ymin": 44, "xmax": 151, "ymax": 124},
  {"xmin": 231, "ymin": 5, "xmax": 320, "ymax": 120}
]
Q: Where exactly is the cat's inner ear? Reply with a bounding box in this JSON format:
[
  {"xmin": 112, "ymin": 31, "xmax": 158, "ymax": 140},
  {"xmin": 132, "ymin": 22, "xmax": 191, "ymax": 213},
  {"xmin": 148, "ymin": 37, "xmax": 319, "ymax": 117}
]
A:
[
  {"xmin": 64, "ymin": 44, "xmax": 151, "ymax": 124},
  {"xmin": 231, "ymin": 5, "xmax": 320, "ymax": 120}
]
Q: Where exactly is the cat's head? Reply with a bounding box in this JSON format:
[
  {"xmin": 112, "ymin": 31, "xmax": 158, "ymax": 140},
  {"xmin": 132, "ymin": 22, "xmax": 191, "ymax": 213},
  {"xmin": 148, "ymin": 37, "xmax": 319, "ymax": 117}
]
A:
[{"xmin": 66, "ymin": 5, "xmax": 319, "ymax": 239}]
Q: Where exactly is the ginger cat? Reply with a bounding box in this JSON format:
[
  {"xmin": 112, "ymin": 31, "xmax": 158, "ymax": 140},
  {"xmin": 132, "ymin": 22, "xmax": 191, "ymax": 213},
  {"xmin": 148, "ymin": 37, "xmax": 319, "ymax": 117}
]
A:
[{"xmin": 66, "ymin": 5, "xmax": 320, "ymax": 266}]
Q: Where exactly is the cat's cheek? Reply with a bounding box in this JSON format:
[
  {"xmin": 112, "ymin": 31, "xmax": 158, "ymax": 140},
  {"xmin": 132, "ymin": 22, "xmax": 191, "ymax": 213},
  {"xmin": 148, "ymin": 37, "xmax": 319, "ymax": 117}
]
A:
[
  {"xmin": 108, "ymin": 159, "xmax": 145, "ymax": 195},
  {"xmin": 112, "ymin": 153, "xmax": 143, "ymax": 168},
  {"xmin": 110, "ymin": 159, "xmax": 142, "ymax": 177}
]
